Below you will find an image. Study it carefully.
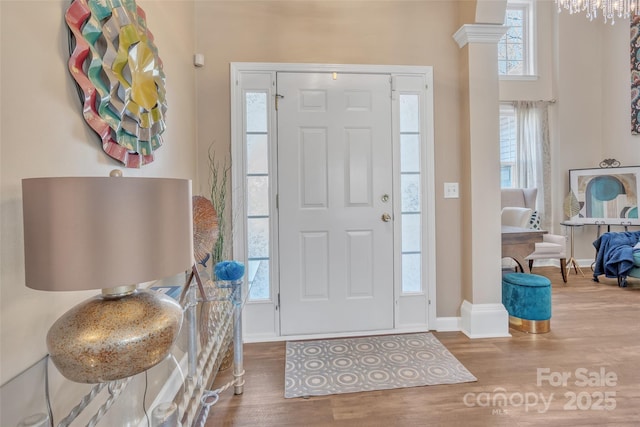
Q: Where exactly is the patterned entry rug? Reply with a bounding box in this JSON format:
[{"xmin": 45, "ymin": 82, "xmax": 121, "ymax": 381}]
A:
[{"xmin": 284, "ymin": 332, "xmax": 476, "ymax": 398}]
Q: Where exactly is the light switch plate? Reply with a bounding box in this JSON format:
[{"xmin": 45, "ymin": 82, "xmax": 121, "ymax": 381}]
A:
[{"xmin": 444, "ymin": 182, "xmax": 459, "ymax": 199}]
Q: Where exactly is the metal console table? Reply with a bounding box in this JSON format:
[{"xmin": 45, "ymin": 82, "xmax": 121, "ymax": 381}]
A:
[{"xmin": 0, "ymin": 268, "xmax": 248, "ymax": 427}]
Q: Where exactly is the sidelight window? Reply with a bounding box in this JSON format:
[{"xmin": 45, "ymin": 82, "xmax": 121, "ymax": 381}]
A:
[
  {"xmin": 399, "ymin": 94, "xmax": 423, "ymax": 294},
  {"xmin": 245, "ymin": 92, "xmax": 271, "ymax": 300}
]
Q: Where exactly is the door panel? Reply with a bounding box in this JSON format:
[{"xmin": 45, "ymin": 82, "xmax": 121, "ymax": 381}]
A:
[{"xmin": 277, "ymin": 72, "xmax": 394, "ymax": 335}]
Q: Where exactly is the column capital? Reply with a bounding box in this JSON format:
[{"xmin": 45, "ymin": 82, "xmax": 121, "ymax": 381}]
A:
[{"xmin": 453, "ymin": 24, "xmax": 508, "ymax": 48}]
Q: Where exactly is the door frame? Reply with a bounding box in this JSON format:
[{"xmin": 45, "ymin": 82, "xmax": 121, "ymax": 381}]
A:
[{"xmin": 230, "ymin": 62, "xmax": 436, "ymax": 342}]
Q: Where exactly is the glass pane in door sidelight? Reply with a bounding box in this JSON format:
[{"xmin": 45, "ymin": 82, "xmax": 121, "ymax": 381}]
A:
[
  {"xmin": 399, "ymin": 94, "xmax": 423, "ymax": 294},
  {"xmin": 245, "ymin": 92, "xmax": 271, "ymax": 300}
]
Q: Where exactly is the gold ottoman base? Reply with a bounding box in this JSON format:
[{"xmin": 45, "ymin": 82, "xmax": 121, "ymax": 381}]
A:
[{"xmin": 509, "ymin": 315, "xmax": 550, "ymax": 334}]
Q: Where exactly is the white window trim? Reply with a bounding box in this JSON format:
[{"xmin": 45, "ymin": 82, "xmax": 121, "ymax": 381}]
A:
[
  {"xmin": 231, "ymin": 63, "xmax": 437, "ymax": 341},
  {"xmin": 500, "ymin": 75, "xmax": 539, "ymax": 81},
  {"xmin": 499, "ymin": 0, "xmax": 537, "ymax": 79}
]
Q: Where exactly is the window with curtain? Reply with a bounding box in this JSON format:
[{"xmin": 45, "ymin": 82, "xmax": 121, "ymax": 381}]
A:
[
  {"xmin": 499, "ymin": 101, "xmax": 551, "ymax": 230},
  {"xmin": 500, "ymin": 104, "xmax": 517, "ymax": 188}
]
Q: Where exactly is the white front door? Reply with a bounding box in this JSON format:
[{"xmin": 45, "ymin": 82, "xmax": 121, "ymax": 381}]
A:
[{"xmin": 277, "ymin": 72, "xmax": 394, "ymax": 335}]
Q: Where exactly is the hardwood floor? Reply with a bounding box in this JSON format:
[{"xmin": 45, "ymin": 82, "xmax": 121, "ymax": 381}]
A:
[{"xmin": 207, "ymin": 267, "xmax": 640, "ymax": 426}]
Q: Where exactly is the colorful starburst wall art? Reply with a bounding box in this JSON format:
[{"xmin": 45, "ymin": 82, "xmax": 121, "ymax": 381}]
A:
[{"xmin": 66, "ymin": 0, "xmax": 167, "ymax": 168}]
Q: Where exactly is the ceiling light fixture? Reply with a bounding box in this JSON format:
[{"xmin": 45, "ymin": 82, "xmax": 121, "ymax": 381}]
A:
[{"xmin": 556, "ymin": 0, "xmax": 639, "ymax": 24}]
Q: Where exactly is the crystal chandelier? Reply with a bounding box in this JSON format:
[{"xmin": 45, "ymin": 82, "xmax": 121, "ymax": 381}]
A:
[{"xmin": 556, "ymin": 0, "xmax": 639, "ymax": 24}]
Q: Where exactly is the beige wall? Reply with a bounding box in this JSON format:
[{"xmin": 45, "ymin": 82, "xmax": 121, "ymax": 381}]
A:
[
  {"xmin": 2, "ymin": 0, "xmax": 639, "ymax": 390},
  {"xmin": 499, "ymin": 1, "xmax": 640, "ymax": 260},
  {"xmin": 0, "ymin": 0, "xmax": 197, "ymax": 384},
  {"xmin": 195, "ymin": 0, "xmax": 468, "ymax": 319},
  {"xmin": 552, "ymin": 8, "xmax": 640, "ymax": 259},
  {"xmin": 459, "ymin": 44, "xmax": 473, "ymax": 302},
  {"xmin": 195, "ymin": 0, "xmax": 640, "ymax": 317}
]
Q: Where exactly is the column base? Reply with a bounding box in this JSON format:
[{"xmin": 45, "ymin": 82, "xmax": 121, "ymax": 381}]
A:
[{"xmin": 460, "ymin": 300, "xmax": 510, "ymax": 338}]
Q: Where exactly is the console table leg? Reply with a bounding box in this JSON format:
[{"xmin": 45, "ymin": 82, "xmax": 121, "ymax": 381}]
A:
[
  {"xmin": 186, "ymin": 284, "xmax": 198, "ymax": 379},
  {"xmin": 233, "ymin": 281, "xmax": 245, "ymax": 395}
]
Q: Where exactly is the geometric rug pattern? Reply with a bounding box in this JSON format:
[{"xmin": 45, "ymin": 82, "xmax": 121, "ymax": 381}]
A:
[{"xmin": 284, "ymin": 332, "xmax": 477, "ymax": 398}]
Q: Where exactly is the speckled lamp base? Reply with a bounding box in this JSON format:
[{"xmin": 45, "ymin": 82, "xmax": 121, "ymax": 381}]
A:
[{"xmin": 47, "ymin": 289, "xmax": 183, "ymax": 383}]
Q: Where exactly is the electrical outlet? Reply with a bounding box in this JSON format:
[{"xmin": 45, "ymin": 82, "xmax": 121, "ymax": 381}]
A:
[{"xmin": 444, "ymin": 182, "xmax": 459, "ymax": 199}]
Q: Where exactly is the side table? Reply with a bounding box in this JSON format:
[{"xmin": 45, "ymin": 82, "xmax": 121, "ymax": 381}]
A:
[{"xmin": 561, "ymin": 221, "xmax": 584, "ymax": 277}]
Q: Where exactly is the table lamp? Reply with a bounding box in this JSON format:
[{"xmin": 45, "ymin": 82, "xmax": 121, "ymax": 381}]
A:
[{"xmin": 22, "ymin": 173, "xmax": 193, "ymax": 383}]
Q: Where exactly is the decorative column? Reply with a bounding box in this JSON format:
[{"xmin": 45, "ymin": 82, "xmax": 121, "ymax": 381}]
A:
[{"xmin": 453, "ymin": 24, "xmax": 510, "ymax": 338}]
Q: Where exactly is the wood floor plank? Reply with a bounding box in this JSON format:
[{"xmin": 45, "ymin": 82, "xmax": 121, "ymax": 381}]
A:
[{"xmin": 207, "ymin": 267, "xmax": 640, "ymax": 426}]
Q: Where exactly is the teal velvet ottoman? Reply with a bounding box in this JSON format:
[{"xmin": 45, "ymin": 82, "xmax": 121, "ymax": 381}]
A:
[{"xmin": 502, "ymin": 273, "xmax": 551, "ymax": 333}]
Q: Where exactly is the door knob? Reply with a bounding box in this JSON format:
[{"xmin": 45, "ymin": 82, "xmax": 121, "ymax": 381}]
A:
[{"xmin": 381, "ymin": 213, "xmax": 391, "ymax": 222}]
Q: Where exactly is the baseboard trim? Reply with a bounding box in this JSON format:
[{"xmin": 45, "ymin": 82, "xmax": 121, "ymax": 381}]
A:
[
  {"xmin": 435, "ymin": 316, "xmax": 460, "ymax": 332},
  {"xmin": 245, "ymin": 309, "xmax": 512, "ymax": 342},
  {"xmin": 460, "ymin": 300, "xmax": 511, "ymax": 339}
]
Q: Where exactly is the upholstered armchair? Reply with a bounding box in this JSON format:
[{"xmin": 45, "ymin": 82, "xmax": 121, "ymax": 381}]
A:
[
  {"xmin": 502, "ymin": 188, "xmax": 537, "ymax": 212},
  {"xmin": 526, "ymin": 234, "xmax": 567, "ymax": 282},
  {"xmin": 501, "ymin": 207, "xmax": 533, "ymax": 228},
  {"xmin": 501, "ymin": 188, "xmax": 568, "ymax": 283}
]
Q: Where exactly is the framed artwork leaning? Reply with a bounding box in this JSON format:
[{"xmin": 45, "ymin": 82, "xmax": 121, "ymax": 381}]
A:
[{"xmin": 569, "ymin": 166, "xmax": 640, "ymax": 225}]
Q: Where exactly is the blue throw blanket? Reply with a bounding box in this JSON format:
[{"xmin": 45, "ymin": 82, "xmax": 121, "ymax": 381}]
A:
[{"xmin": 592, "ymin": 231, "xmax": 640, "ymax": 279}]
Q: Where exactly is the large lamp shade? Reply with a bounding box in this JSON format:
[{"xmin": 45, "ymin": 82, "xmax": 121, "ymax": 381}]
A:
[{"xmin": 22, "ymin": 176, "xmax": 194, "ymax": 383}]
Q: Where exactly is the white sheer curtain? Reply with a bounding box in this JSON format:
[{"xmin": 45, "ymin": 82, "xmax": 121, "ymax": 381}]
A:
[{"xmin": 514, "ymin": 101, "xmax": 552, "ymax": 231}]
